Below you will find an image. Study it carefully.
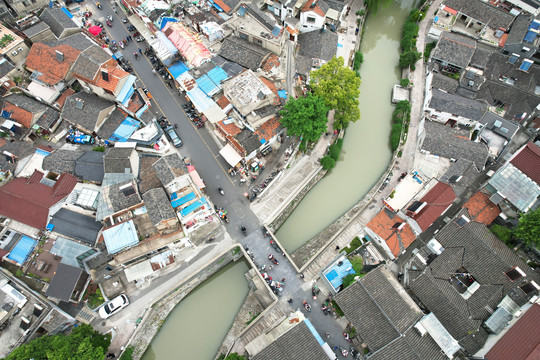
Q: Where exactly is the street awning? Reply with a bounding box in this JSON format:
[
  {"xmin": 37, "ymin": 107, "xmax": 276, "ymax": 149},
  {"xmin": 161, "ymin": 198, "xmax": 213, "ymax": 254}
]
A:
[
  {"xmin": 187, "ymin": 165, "xmax": 205, "ymax": 189},
  {"xmin": 219, "ymin": 144, "xmax": 242, "ymax": 167}
]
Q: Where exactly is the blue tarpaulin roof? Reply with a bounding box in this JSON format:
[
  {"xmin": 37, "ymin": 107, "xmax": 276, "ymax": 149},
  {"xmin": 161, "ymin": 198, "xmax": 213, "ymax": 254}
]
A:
[
  {"xmin": 61, "ymin": 6, "xmax": 73, "ymax": 18},
  {"xmin": 197, "ymin": 75, "xmax": 220, "ymax": 96},
  {"xmin": 115, "ymin": 75, "xmax": 137, "ymax": 105},
  {"xmin": 7, "ymin": 236, "xmax": 37, "ymax": 265},
  {"xmin": 103, "ymin": 220, "xmax": 139, "ymax": 254},
  {"xmin": 278, "ymin": 90, "xmax": 287, "ymax": 99},
  {"xmin": 109, "ymin": 117, "xmax": 140, "ymax": 142},
  {"xmin": 180, "ymin": 197, "xmax": 206, "ymax": 217},
  {"xmin": 207, "ymin": 66, "xmax": 229, "ymax": 84},
  {"xmin": 171, "ymin": 192, "xmax": 196, "ymax": 208},
  {"xmin": 324, "ymin": 258, "xmax": 356, "ymax": 290},
  {"xmin": 159, "ymin": 16, "xmax": 178, "ymax": 30},
  {"xmin": 168, "ymin": 61, "xmax": 189, "ymax": 79},
  {"xmin": 524, "ymin": 30, "xmax": 537, "ymax": 43},
  {"xmin": 238, "ymin": 5, "xmax": 247, "ymax": 16}
]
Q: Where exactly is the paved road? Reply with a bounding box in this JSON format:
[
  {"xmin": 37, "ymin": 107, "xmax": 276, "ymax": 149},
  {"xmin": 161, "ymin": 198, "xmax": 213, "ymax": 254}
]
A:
[{"xmin": 97, "ymin": 2, "xmax": 354, "ymax": 357}]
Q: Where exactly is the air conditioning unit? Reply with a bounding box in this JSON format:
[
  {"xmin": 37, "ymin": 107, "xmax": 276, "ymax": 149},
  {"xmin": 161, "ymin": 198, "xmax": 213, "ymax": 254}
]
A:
[{"xmin": 11, "ymin": 50, "xmax": 18, "ymax": 56}]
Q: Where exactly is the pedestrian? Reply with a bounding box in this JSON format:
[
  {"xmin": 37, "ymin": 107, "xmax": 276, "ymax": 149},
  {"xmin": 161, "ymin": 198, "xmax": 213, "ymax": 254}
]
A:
[
  {"xmin": 325, "ymin": 332, "xmax": 330, "ymax": 338},
  {"xmin": 287, "ymin": 298, "xmax": 293, "ymax": 303},
  {"xmin": 129, "ymin": 35, "xmax": 132, "ymax": 42},
  {"xmin": 269, "ymin": 265, "xmax": 273, "ymax": 270},
  {"xmin": 300, "ymin": 273, "xmax": 304, "ymax": 279},
  {"xmin": 138, "ymin": 48, "xmax": 142, "ymax": 54},
  {"xmin": 335, "ymin": 245, "xmax": 340, "ymax": 251},
  {"xmin": 281, "ymin": 278, "xmax": 286, "ymax": 282}
]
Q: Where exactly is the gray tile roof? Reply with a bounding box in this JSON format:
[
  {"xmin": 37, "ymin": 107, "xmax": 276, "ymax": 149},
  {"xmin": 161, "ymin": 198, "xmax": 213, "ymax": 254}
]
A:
[
  {"xmin": 42, "ymin": 149, "xmax": 83, "ymax": 174},
  {"xmin": 22, "ymin": 21, "xmax": 51, "ymax": 39},
  {"xmin": 444, "ymin": 0, "xmax": 516, "ymax": 30},
  {"xmin": 483, "ymin": 53, "xmax": 538, "ymax": 94},
  {"xmin": 62, "ymin": 92, "xmax": 115, "ymax": 132},
  {"xmin": 335, "ymin": 267, "xmax": 423, "ymax": 352},
  {"xmin": 221, "ymin": 0, "xmax": 241, "ymax": 13},
  {"xmin": 219, "ymin": 36, "xmax": 271, "ymax": 71},
  {"xmin": 152, "ymin": 153, "xmax": 185, "ymax": 187},
  {"xmin": 74, "ymin": 151, "xmax": 105, "ymax": 183},
  {"xmin": 324, "ymin": 0, "xmax": 346, "ymax": 12},
  {"xmin": 3, "ymin": 93, "xmax": 48, "ymax": 114},
  {"xmin": 428, "ymin": 89, "xmax": 487, "ymax": 121},
  {"xmin": 104, "ymin": 179, "xmax": 142, "ymax": 213},
  {"xmin": 103, "ymin": 147, "xmax": 135, "ymax": 174},
  {"xmin": 142, "ymin": 188, "xmax": 176, "ymax": 226},
  {"xmin": 469, "ymin": 43, "xmax": 493, "ymax": 70},
  {"xmin": 45, "ymin": 33, "xmax": 94, "ymax": 52},
  {"xmin": 39, "ymin": 8, "xmax": 78, "ymax": 38},
  {"xmin": 0, "ymin": 139, "xmax": 35, "ymax": 173},
  {"xmin": 97, "ymin": 108, "xmax": 126, "ymax": 140},
  {"xmin": 409, "ymin": 213, "xmax": 539, "ymax": 355},
  {"xmin": 479, "ymin": 111, "xmax": 519, "ymax": 140},
  {"xmin": 236, "ymin": 129, "xmax": 261, "ymax": 155},
  {"xmin": 431, "ymin": 31, "xmax": 476, "ymax": 69},
  {"xmin": 252, "ymin": 321, "xmax": 329, "ymax": 360},
  {"xmin": 45, "ymin": 263, "xmax": 83, "ymax": 301},
  {"xmin": 35, "ymin": 107, "xmax": 60, "ymax": 130},
  {"xmin": 430, "ymin": 73, "xmax": 459, "ymax": 93},
  {"xmin": 71, "ymin": 45, "xmax": 111, "ymax": 81},
  {"xmin": 504, "ymin": 14, "xmax": 532, "ymax": 47},
  {"xmin": 298, "ymin": 29, "xmax": 339, "ymax": 62},
  {"xmin": 50, "ymin": 208, "xmax": 102, "ymax": 246},
  {"xmin": 421, "ymin": 120, "xmax": 489, "ymax": 170},
  {"xmin": 254, "ymin": 104, "xmax": 277, "ymax": 118},
  {"xmin": 0, "ymin": 57, "xmax": 15, "ymax": 78},
  {"xmin": 439, "ymin": 159, "xmax": 479, "ymax": 196},
  {"xmin": 246, "ymin": 4, "xmax": 276, "ymax": 31},
  {"xmin": 476, "ymin": 80, "xmax": 540, "ymax": 121}
]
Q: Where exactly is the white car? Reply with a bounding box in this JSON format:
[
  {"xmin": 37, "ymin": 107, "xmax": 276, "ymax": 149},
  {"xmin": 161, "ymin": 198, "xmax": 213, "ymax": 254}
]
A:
[{"xmin": 98, "ymin": 294, "xmax": 129, "ymax": 319}]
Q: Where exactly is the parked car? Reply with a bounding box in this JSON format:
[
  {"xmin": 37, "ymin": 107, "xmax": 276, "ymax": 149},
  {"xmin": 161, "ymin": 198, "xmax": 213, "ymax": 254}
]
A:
[
  {"xmin": 98, "ymin": 294, "xmax": 129, "ymax": 319},
  {"xmin": 165, "ymin": 125, "xmax": 182, "ymax": 147}
]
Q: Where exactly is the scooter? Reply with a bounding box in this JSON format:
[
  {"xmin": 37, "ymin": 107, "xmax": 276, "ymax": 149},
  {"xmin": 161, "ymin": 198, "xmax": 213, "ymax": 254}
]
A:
[
  {"xmin": 340, "ymin": 347, "xmax": 349, "ymax": 357},
  {"xmin": 96, "ymin": 2, "xmax": 102, "ymax": 9},
  {"xmin": 134, "ymin": 52, "xmax": 139, "ymax": 60},
  {"xmin": 218, "ymin": 187, "xmax": 224, "ymax": 195},
  {"xmin": 303, "ymin": 301, "xmax": 311, "ymax": 312},
  {"xmin": 343, "ymin": 332, "xmax": 351, "ymax": 342}
]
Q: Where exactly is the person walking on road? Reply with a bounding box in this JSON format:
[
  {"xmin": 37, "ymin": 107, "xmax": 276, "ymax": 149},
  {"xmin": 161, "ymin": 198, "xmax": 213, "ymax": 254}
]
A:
[{"xmin": 138, "ymin": 48, "xmax": 142, "ymax": 54}]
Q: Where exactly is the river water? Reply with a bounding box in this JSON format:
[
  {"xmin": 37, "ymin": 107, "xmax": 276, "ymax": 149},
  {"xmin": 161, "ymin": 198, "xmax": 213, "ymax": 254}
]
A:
[
  {"xmin": 276, "ymin": 0, "xmax": 417, "ymax": 252},
  {"xmin": 142, "ymin": 261, "xmax": 249, "ymax": 360}
]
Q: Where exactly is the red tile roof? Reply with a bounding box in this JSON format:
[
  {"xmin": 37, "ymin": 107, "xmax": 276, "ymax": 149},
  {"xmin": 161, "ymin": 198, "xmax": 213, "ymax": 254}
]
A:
[
  {"xmin": 217, "ymin": 119, "xmax": 242, "ymax": 136},
  {"xmin": 510, "ymin": 142, "xmax": 540, "ymax": 184},
  {"xmin": 1, "ymin": 102, "xmax": 33, "ymax": 128},
  {"xmin": 94, "ymin": 59, "xmax": 129, "ymax": 93},
  {"xmin": 367, "ymin": 208, "xmax": 416, "ymax": 258},
  {"xmin": 25, "ymin": 43, "xmax": 80, "ymax": 86},
  {"xmin": 0, "ymin": 171, "xmax": 77, "ymax": 229},
  {"xmin": 463, "ymin": 191, "xmax": 500, "ymax": 225},
  {"xmin": 256, "ymin": 117, "xmax": 281, "ymax": 142},
  {"xmin": 54, "ymin": 88, "xmax": 75, "ymax": 109},
  {"xmin": 259, "ymin": 76, "xmax": 281, "ymax": 105},
  {"xmin": 412, "ymin": 182, "xmax": 457, "ymax": 231},
  {"xmin": 485, "ymin": 303, "xmax": 540, "ymax": 360},
  {"xmin": 213, "ymin": 0, "xmax": 231, "ymax": 12},
  {"xmin": 301, "ymin": 0, "xmax": 326, "ymax": 17},
  {"xmin": 263, "ymin": 54, "xmax": 280, "ymax": 72},
  {"xmin": 216, "ymin": 95, "xmax": 231, "ymax": 109}
]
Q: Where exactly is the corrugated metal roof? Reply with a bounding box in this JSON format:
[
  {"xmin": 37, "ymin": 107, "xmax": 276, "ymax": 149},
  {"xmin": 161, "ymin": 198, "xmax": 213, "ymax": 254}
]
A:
[{"xmin": 102, "ymin": 220, "xmax": 139, "ymax": 254}]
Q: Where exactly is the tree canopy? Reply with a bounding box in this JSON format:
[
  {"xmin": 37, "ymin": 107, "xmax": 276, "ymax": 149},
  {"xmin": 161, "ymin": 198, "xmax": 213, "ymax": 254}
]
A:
[
  {"xmin": 310, "ymin": 57, "xmax": 361, "ymax": 130},
  {"xmin": 279, "ymin": 93, "xmax": 328, "ymax": 142},
  {"xmin": 514, "ymin": 208, "xmax": 540, "ymax": 248},
  {"xmin": 7, "ymin": 324, "xmax": 111, "ymax": 360},
  {"xmin": 224, "ymin": 353, "xmax": 248, "ymax": 360}
]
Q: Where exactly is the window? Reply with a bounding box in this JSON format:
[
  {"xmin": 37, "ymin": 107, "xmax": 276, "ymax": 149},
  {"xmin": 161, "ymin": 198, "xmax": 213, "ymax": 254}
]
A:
[
  {"xmin": 239, "ymin": 32, "xmax": 249, "ymax": 40},
  {"xmin": 307, "ymin": 16, "xmax": 316, "ymax": 23},
  {"xmin": 253, "ymin": 37, "xmax": 263, "ymax": 46},
  {"xmin": 505, "ymin": 267, "xmax": 525, "ymax": 281}
]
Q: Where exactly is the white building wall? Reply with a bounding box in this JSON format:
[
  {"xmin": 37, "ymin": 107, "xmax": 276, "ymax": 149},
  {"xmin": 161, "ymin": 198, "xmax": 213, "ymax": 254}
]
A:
[{"xmin": 299, "ymin": 11, "xmax": 325, "ymax": 32}]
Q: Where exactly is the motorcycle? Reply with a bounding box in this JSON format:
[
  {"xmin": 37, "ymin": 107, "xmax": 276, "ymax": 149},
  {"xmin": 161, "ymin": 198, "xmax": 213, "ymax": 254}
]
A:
[
  {"xmin": 96, "ymin": 2, "xmax": 102, "ymax": 9},
  {"xmin": 343, "ymin": 332, "xmax": 351, "ymax": 342},
  {"xmin": 135, "ymin": 37, "xmax": 144, "ymax": 42},
  {"xmin": 339, "ymin": 347, "xmax": 349, "ymax": 357},
  {"xmin": 241, "ymin": 226, "xmax": 247, "ymax": 236},
  {"xmin": 119, "ymin": 41, "xmax": 124, "ymax": 49},
  {"xmin": 303, "ymin": 301, "xmax": 311, "ymax": 312},
  {"xmin": 218, "ymin": 187, "xmax": 224, "ymax": 195},
  {"xmin": 106, "ymin": 20, "xmax": 112, "ymax": 27},
  {"xmin": 133, "ymin": 52, "xmax": 139, "ymax": 60},
  {"xmin": 122, "ymin": 18, "xmax": 128, "ymax": 23},
  {"xmin": 107, "ymin": 14, "xmax": 112, "ymax": 21}
]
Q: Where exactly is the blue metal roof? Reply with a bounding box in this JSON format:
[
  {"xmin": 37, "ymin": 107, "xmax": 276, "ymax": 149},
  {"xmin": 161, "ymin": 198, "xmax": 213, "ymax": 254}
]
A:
[
  {"xmin": 171, "ymin": 192, "xmax": 196, "ymax": 208},
  {"xmin": 207, "ymin": 66, "xmax": 229, "ymax": 84},
  {"xmin": 61, "ymin": 6, "xmax": 73, "ymax": 18},
  {"xmin": 168, "ymin": 61, "xmax": 189, "ymax": 79},
  {"xmin": 324, "ymin": 258, "xmax": 356, "ymax": 290},
  {"xmin": 109, "ymin": 117, "xmax": 140, "ymax": 142},
  {"xmin": 103, "ymin": 220, "xmax": 139, "ymax": 254},
  {"xmin": 197, "ymin": 75, "xmax": 220, "ymax": 96},
  {"xmin": 238, "ymin": 5, "xmax": 247, "ymax": 16},
  {"xmin": 519, "ymin": 59, "xmax": 533, "ymax": 72},
  {"xmin": 180, "ymin": 197, "xmax": 206, "ymax": 217},
  {"xmin": 7, "ymin": 236, "xmax": 37, "ymax": 265},
  {"xmin": 187, "ymin": 87, "xmax": 214, "ymax": 113},
  {"xmin": 115, "ymin": 75, "xmax": 137, "ymax": 105},
  {"xmin": 524, "ymin": 30, "xmax": 537, "ymax": 43}
]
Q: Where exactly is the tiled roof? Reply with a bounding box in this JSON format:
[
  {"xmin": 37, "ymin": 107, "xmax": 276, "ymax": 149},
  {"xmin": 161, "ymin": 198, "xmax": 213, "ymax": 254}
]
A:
[
  {"xmin": 103, "ymin": 147, "xmax": 136, "ymax": 174},
  {"xmin": 50, "ymin": 208, "xmax": 102, "ymax": 246},
  {"xmin": 0, "ymin": 57, "xmax": 15, "ymax": 78},
  {"xmin": 54, "ymin": 88, "xmax": 75, "ymax": 109},
  {"xmin": 74, "ymin": 151, "xmax": 104, "ymax": 183},
  {"xmin": 40, "ymin": 8, "xmax": 78, "ymax": 38},
  {"xmin": 252, "ymin": 321, "xmax": 329, "ymax": 360},
  {"xmin": 510, "ymin": 142, "xmax": 540, "ymax": 184},
  {"xmin": 94, "ymin": 60, "xmax": 129, "ymax": 93},
  {"xmin": 46, "ymin": 263, "xmax": 84, "ymax": 302},
  {"xmin": 217, "ymin": 119, "xmax": 242, "ymax": 136},
  {"xmin": 429, "ymin": 89, "xmax": 486, "ymax": 121},
  {"xmin": 462, "ymin": 191, "xmax": 500, "ymax": 225},
  {"xmin": 0, "ymin": 171, "xmax": 77, "ymax": 229},
  {"xmin": 62, "ymin": 91, "xmax": 115, "ymax": 132},
  {"xmin": 72, "ymin": 45, "xmax": 112, "ymax": 82},
  {"xmin": 36, "ymin": 107, "xmax": 60, "ymax": 130},
  {"xmin": 219, "ymin": 36, "xmax": 271, "ymax": 70},
  {"xmin": 2, "ymin": 94, "xmax": 49, "ymax": 128},
  {"xmin": 45, "ymin": 33, "xmax": 94, "ymax": 52},
  {"xmin": 485, "ymin": 303, "xmax": 540, "ymax": 360},
  {"xmin": 259, "ymin": 77, "xmax": 281, "ymax": 106},
  {"xmin": 42, "ymin": 149, "xmax": 83, "ymax": 174},
  {"xmin": 412, "ymin": 182, "xmax": 457, "ymax": 231},
  {"xmin": 152, "ymin": 154, "xmax": 184, "ymax": 187},
  {"xmin": 301, "ymin": 0, "xmax": 328, "ymax": 17},
  {"xmin": 96, "ymin": 108, "xmax": 126, "ymax": 140},
  {"xmin": 2, "ymin": 102, "xmax": 33, "ymax": 128},
  {"xmin": 443, "ymin": 0, "xmax": 515, "ymax": 30},
  {"xmin": 216, "ymin": 95, "xmax": 231, "ymax": 109},
  {"xmin": 142, "ymin": 188, "xmax": 177, "ymax": 226},
  {"xmin": 431, "ymin": 31, "xmax": 476, "ymax": 69},
  {"xmin": 0, "ymin": 139, "xmax": 36, "ymax": 173},
  {"xmin": 439, "ymin": 159, "xmax": 479, "ymax": 197},
  {"xmin": 335, "ymin": 267, "xmax": 423, "ymax": 352},
  {"xmin": 256, "ymin": 116, "xmax": 281, "ymax": 142},
  {"xmin": 138, "ymin": 156, "xmax": 161, "ymax": 194},
  {"xmin": 367, "ymin": 208, "xmax": 416, "ymax": 257},
  {"xmin": 214, "ymin": 0, "xmax": 231, "ymax": 13},
  {"xmin": 25, "ymin": 42, "xmax": 80, "ymax": 85},
  {"xmin": 263, "ymin": 54, "xmax": 280, "ymax": 72}
]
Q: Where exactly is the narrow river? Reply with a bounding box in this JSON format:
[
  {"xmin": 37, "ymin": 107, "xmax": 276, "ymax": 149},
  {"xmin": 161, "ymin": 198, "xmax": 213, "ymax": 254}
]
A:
[
  {"xmin": 276, "ymin": 0, "xmax": 417, "ymax": 252},
  {"xmin": 142, "ymin": 261, "xmax": 249, "ymax": 360}
]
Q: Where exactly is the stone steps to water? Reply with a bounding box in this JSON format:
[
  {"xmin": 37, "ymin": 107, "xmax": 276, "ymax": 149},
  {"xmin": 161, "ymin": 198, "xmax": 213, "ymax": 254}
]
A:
[{"xmin": 240, "ymin": 302, "xmax": 289, "ymax": 344}]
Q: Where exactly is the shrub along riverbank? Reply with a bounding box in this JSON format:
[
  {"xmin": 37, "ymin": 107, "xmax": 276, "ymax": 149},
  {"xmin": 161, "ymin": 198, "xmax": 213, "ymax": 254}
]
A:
[{"xmin": 390, "ymin": 100, "xmax": 411, "ymax": 151}]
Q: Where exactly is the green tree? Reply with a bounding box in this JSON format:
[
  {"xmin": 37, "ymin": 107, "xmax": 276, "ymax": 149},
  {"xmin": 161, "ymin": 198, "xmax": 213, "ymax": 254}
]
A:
[
  {"xmin": 119, "ymin": 346, "xmax": 134, "ymax": 360},
  {"xmin": 320, "ymin": 156, "xmax": 336, "ymax": 170},
  {"xmin": 514, "ymin": 208, "xmax": 540, "ymax": 248},
  {"xmin": 364, "ymin": 0, "xmax": 393, "ymax": 13},
  {"xmin": 225, "ymin": 353, "xmax": 248, "ymax": 360},
  {"xmin": 310, "ymin": 57, "xmax": 361, "ymax": 129},
  {"xmin": 279, "ymin": 93, "xmax": 328, "ymax": 143},
  {"xmin": 399, "ymin": 50, "xmax": 422, "ymax": 69},
  {"xmin": 7, "ymin": 324, "xmax": 110, "ymax": 360}
]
